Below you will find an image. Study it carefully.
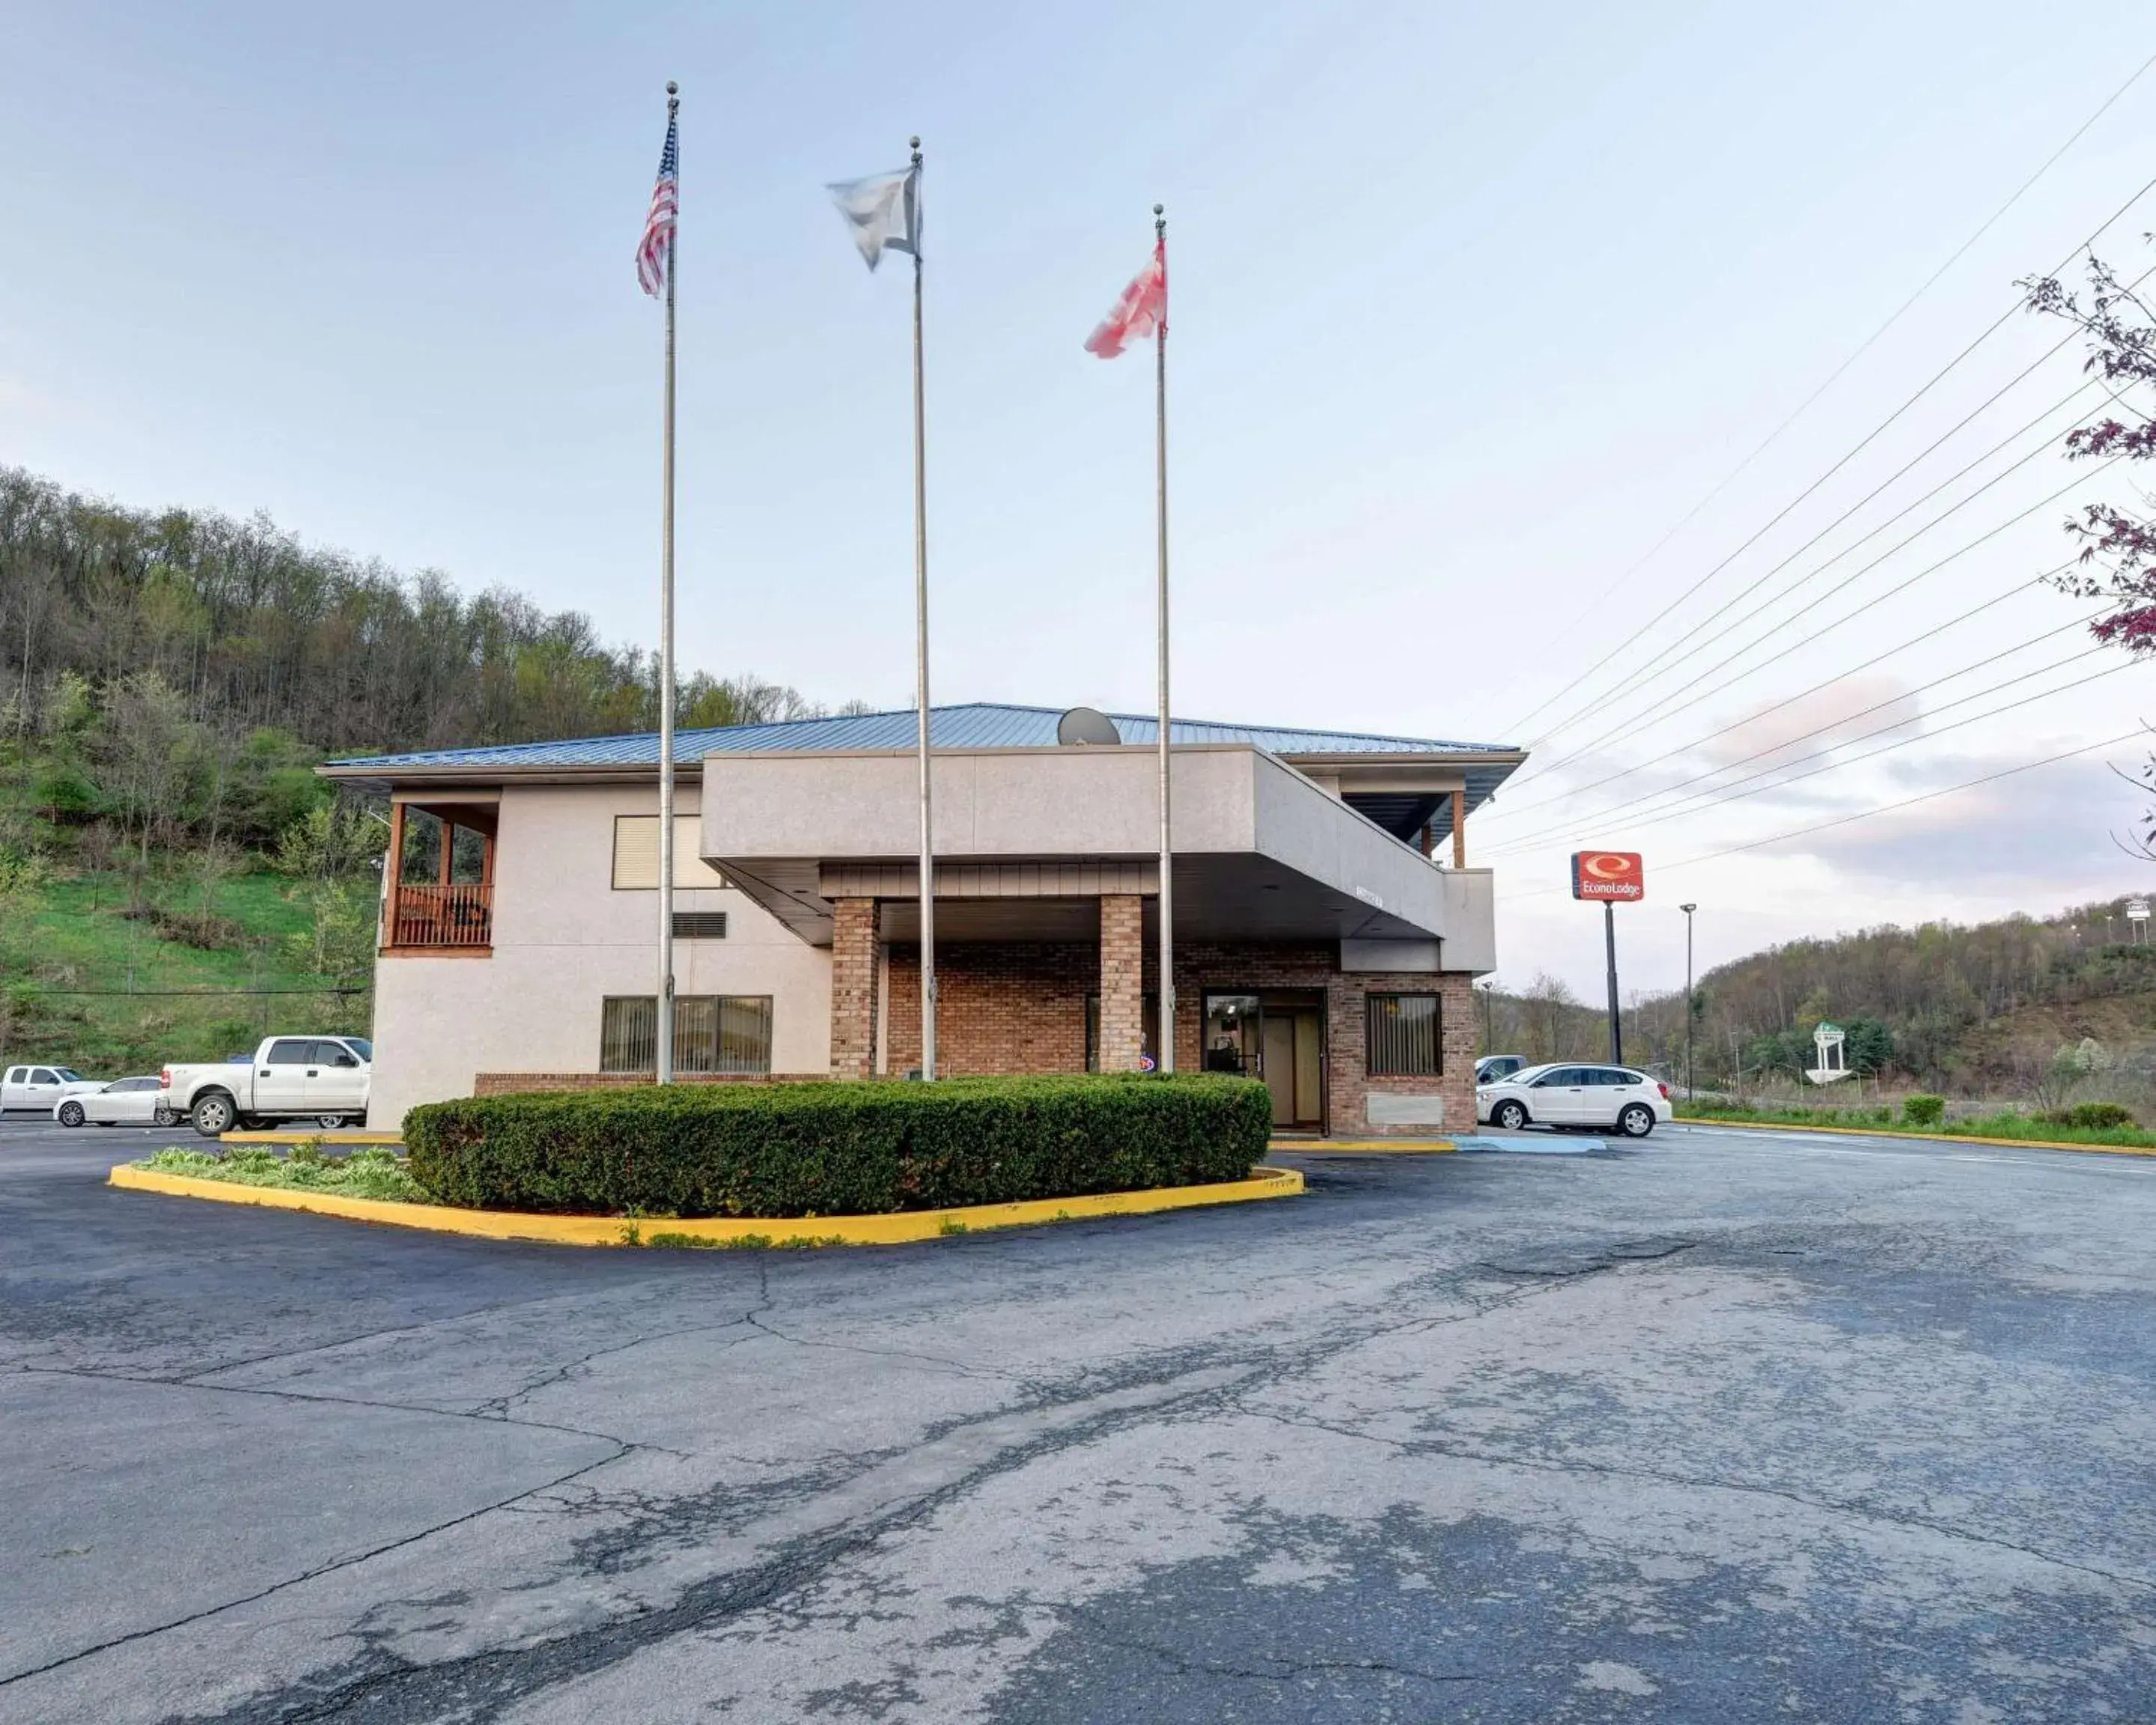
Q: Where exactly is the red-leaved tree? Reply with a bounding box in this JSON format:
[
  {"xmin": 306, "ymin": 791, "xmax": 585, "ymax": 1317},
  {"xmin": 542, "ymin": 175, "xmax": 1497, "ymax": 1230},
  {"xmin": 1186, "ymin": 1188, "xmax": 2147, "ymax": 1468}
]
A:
[{"xmin": 2024, "ymin": 249, "xmax": 2156, "ymax": 857}]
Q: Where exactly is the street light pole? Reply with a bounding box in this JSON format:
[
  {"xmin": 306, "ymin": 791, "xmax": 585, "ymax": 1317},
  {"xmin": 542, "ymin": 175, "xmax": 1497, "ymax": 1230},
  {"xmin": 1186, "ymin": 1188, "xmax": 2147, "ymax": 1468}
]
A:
[{"xmin": 1680, "ymin": 902, "xmax": 1697, "ymax": 1101}]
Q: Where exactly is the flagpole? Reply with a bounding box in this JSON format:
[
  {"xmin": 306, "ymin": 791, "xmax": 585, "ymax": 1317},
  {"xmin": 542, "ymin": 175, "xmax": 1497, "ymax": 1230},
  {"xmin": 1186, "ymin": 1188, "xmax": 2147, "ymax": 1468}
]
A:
[
  {"xmin": 1153, "ymin": 204, "xmax": 1174, "ymax": 1076},
  {"xmin": 656, "ymin": 79, "xmax": 680, "ymax": 1086},
  {"xmin": 910, "ymin": 136, "xmax": 937, "ymax": 1083}
]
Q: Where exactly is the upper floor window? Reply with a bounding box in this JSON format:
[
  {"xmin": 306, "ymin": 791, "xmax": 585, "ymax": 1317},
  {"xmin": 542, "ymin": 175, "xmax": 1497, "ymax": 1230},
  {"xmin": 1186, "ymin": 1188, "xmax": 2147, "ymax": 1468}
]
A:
[{"xmin": 612, "ymin": 815, "xmax": 728, "ymax": 889}]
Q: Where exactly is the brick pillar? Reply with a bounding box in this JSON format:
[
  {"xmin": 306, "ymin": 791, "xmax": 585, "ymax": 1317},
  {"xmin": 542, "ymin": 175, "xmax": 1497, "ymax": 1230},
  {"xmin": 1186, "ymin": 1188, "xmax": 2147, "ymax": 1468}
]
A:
[
  {"xmin": 1452, "ymin": 791, "xmax": 1467, "ymax": 869},
  {"xmin": 1098, "ymin": 895, "xmax": 1145, "ymax": 1071},
  {"xmin": 830, "ymin": 898, "xmax": 878, "ymax": 1080}
]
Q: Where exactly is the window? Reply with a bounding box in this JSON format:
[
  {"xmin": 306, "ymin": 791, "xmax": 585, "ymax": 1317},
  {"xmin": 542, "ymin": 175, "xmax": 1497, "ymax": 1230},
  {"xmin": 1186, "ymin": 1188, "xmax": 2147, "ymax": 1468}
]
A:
[
  {"xmin": 612, "ymin": 816, "xmax": 727, "ymax": 889},
  {"xmin": 672, "ymin": 911, "xmax": 728, "ymax": 940},
  {"xmin": 600, "ymin": 996, "xmax": 773, "ymax": 1074},
  {"xmin": 1365, "ymin": 994, "xmax": 1442, "ymax": 1077},
  {"xmin": 31, "ymin": 1068, "xmax": 59, "ymax": 1086},
  {"xmin": 265, "ymin": 1041, "xmax": 313, "ymax": 1065}
]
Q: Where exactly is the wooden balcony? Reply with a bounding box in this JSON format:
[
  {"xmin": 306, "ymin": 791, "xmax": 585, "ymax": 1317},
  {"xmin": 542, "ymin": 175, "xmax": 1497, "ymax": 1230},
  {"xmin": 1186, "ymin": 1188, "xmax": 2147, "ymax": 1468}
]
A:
[
  {"xmin": 390, "ymin": 881, "xmax": 494, "ymax": 949},
  {"xmin": 383, "ymin": 794, "xmax": 498, "ymax": 955}
]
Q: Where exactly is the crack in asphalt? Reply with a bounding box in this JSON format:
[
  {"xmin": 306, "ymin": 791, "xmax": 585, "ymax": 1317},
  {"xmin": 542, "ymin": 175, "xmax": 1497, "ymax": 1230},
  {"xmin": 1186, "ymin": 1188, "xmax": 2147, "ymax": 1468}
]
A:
[
  {"xmin": 1079, "ymin": 1628, "xmax": 1514, "ymax": 1687},
  {"xmin": 139, "ymin": 1240, "xmax": 1691, "ymax": 1721},
  {"xmin": 1225, "ymin": 1404, "xmax": 2156, "ymax": 1595},
  {"xmin": 0, "ymin": 1443, "xmax": 629, "ymax": 1694},
  {"xmin": 162, "ymin": 1357, "xmax": 1274, "ymax": 1724}
]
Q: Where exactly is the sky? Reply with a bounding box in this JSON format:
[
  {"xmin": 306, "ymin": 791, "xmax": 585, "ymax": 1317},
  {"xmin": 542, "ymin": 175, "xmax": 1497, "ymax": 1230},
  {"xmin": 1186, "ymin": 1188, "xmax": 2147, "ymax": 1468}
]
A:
[{"xmin": 6, "ymin": 0, "xmax": 2156, "ymax": 1000}]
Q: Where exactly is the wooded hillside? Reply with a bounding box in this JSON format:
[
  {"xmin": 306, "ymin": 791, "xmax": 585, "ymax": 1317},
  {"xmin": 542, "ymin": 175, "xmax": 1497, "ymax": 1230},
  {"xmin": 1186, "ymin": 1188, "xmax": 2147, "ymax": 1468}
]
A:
[
  {"xmin": 1484, "ymin": 898, "xmax": 2156, "ymax": 1104},
  {"xmin": 0, "ymin": 468, "xmax": 847, "ymax": 1071}
]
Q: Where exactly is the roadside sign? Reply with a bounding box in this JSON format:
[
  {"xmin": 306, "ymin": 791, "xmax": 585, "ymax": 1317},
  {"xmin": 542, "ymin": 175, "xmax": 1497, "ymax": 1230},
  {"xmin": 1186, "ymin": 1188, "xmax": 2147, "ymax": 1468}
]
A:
[
  {"xmin": 1571, "ymin": 851, "xmax": 1645, "ymax": 903},
  {"xmin": 2130, "ymin": 899, "xmax": 2150, "ymax": 922}
]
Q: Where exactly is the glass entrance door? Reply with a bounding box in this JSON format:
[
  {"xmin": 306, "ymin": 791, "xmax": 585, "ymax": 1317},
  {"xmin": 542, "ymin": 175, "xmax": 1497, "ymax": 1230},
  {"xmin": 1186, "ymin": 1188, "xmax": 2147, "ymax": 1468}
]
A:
[{"xmin": 1203, "ymin": 992, "xmax": 1325, "ymax": 1130}]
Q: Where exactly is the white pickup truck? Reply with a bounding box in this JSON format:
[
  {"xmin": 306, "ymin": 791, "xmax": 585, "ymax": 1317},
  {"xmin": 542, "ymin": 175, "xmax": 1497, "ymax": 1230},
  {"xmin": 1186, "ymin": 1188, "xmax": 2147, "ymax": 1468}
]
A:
[{"xmin": 161, "ymin": 1036, "xmax": 373, "ymax": 1137}]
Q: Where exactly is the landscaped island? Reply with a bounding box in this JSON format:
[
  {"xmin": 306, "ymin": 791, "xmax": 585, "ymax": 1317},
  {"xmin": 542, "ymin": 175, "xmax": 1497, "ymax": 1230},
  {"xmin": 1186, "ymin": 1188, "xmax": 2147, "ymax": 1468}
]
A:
[{"xmin": 130, "ymin": 1074, "xmax": 1278, "ymax": 1220}]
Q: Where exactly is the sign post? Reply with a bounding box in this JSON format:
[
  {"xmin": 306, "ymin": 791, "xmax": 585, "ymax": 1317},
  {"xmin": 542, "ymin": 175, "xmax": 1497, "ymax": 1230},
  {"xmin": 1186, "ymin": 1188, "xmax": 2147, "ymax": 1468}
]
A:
[{"xmin": 1572, "ymin": 852, "xmax": 1644, "ymax": 1065}]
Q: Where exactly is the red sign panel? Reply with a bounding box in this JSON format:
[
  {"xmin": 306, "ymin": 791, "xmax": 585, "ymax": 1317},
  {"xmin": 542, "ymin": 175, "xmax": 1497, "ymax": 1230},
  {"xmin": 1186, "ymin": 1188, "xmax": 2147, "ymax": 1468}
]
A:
[{"xmin": 1571, "ymin": 851, "xmax": 1644, "ymax": 903}]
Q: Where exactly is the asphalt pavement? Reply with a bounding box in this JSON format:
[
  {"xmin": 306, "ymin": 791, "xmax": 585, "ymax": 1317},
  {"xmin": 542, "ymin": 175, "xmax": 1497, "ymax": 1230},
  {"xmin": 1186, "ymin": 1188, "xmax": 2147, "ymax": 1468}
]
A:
[{"xmin": 2, "ymin": 1113, "xmax": 2153, "ymax": 1723}]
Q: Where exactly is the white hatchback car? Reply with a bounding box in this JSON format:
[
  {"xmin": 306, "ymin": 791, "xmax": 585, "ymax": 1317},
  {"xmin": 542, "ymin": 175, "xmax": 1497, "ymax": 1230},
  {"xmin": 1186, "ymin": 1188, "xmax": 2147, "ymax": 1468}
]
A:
[
  {"xmin": 55, "ymin": 1076, "xmax": 173, "ymax": 1129},
  {"xmin": 1476, "ymin": 1062, "xmax": 1672, "ymax": 1138}
]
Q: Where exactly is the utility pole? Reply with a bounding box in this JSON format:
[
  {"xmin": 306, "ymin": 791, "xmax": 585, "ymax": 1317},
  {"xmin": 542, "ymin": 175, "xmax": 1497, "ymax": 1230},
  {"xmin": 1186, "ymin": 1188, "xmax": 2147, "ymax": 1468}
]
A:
[
  {"xmin": 1680, "ymin": 902, "xmax": 1697, "ymax": 1101},
  {"xmin": 1604, "ymin": 902, "xmax": 1622, "ymax": 1064}
]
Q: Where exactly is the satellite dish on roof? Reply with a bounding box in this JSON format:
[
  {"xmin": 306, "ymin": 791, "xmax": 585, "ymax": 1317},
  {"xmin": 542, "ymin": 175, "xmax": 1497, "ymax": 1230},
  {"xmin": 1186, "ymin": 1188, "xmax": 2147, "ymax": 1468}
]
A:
[{"xmin": 1056, "ymin": 706, "xmax": 1121, "ymax": 746}]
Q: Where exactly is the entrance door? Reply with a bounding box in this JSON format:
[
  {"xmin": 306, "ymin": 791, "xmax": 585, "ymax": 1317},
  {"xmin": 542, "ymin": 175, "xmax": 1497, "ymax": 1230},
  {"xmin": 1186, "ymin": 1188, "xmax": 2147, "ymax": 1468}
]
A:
[{"xmin": 1204, "ymin": 992, "xmax": 1324, "ymax": 1131}]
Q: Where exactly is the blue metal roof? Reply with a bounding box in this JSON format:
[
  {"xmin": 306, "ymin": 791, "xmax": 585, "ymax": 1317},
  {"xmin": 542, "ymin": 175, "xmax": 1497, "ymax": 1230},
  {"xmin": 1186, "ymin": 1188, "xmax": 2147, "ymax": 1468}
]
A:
[{"xmin": 326, "ymin": 702, "xmax": 1520, "ymax": 773}]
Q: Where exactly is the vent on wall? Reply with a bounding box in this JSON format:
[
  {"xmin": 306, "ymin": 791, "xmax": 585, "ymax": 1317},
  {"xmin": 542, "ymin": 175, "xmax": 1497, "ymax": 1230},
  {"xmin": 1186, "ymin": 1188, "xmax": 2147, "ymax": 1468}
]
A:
[{"xmin": 672, "ymin": 912, "xmax": 729, "ymax": 940}]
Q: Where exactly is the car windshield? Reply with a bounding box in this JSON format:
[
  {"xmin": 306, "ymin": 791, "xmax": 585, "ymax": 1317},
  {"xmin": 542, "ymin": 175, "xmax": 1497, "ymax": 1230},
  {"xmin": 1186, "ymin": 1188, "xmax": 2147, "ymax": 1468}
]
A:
[
  {"xmin": 56, "ymin": 1068, "xmax": 84, "ymax": 1083},
  {"xmin": 343, "ymin": 1039, "xmax": 374, "ymax": 1062},
  {"xmin": 1493, "ymin": 1064, "xmax": 1553, "ymax": 1086}
]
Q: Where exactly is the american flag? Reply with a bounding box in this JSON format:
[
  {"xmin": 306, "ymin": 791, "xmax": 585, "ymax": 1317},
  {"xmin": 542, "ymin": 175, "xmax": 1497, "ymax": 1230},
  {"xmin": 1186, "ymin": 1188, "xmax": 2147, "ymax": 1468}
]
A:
[{"xmin": 636, "ymin": 115, "xmax": 678, "ymax": 298}]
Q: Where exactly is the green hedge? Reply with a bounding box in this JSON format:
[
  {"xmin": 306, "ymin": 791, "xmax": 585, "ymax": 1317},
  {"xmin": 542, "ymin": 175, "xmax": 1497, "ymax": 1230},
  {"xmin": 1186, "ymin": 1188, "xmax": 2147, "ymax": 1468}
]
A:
[{"xmin": 404, "ymin": 1074, "xmax": 1274, "ymax": 1217}]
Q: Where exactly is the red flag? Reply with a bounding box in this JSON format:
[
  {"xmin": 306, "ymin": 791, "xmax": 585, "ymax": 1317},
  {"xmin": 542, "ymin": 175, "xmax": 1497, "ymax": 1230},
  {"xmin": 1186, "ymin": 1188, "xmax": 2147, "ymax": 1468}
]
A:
[{"xmin": 1084, "ymin": 238, "xmax": 1166, "ymax": 359}]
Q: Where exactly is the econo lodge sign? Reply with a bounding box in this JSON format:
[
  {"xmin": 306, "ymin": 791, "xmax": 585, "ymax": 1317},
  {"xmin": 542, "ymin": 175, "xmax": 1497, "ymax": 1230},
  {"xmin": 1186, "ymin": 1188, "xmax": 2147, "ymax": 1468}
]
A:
[{"xmin": 1571, "ymin": 851, "xmax": 1645, "ymax": 903}]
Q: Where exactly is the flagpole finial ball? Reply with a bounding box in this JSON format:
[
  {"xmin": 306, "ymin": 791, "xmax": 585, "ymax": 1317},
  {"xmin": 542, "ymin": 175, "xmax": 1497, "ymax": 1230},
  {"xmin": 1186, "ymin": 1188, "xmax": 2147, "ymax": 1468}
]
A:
[
  {"xmin": 1154, "ymin": 203, "xmax": 1164, "ymax": 215},
  {"xmin": 666, "ymin": 80, "xmax": 677, "ymax": 94}
]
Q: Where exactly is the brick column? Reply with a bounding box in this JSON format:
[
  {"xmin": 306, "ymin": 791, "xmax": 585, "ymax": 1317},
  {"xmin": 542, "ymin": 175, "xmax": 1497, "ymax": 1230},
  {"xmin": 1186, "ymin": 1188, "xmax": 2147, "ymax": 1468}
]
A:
[
  {"xmin": 830, "ymin": 898, "xmax": 878, "ymax": 1080},
  {"xmin": 1098, "ymin": 895, "xmax": 1145, "ymax": 1071},
  {"xmin": 1452, "ymin": 791, "xmax": 1467, "ymax": 869}
]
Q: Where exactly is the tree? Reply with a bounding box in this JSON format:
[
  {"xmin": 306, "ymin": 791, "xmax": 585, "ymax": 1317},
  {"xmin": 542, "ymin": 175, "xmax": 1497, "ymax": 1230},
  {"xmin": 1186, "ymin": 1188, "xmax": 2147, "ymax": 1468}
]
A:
[
  {"xmin": 1521, "ymin": 972, "xmax": 1579, "ymax": 1063},
  {"xmin": 2023, "ymin": 251, "xmax": 2156, "ymax": 856}
]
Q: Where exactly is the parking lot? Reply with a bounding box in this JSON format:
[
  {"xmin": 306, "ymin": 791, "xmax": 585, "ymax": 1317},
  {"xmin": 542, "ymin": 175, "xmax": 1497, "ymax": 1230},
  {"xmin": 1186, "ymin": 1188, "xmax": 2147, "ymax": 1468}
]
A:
[{"xmin": 2, "ymin": 1113, "xmax": 2153, "ymax": 1723}]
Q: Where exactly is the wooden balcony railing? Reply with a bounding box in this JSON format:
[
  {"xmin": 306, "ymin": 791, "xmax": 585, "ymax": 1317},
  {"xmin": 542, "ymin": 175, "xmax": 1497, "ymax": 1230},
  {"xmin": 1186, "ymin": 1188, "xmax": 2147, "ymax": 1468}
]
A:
[{"xmin": 391, "ymin": 881, "xmax": 493, "ymax": 949}]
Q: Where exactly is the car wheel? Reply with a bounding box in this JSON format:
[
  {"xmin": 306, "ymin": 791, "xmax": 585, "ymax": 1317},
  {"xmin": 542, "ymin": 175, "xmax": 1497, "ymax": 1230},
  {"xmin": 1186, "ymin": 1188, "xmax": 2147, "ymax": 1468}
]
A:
[
  {"xmin": 190, "ymin": 1094, "xmax": 236, "ymax": 1138},
  {"xmin": 1492, "ymin": 1099, "xmax": 1529, "ymax": 1131},
  {"xmin": 56, "ymin": 1101, "xmax": 85, "ymax": 1128},
  {"xmin": 1618, "ymin": 1103, "xmax": 1655, "ymax": 1139},
  {"xmin": 152, "ymin": 1107, "xmax": 174, "ymax": 1128}
]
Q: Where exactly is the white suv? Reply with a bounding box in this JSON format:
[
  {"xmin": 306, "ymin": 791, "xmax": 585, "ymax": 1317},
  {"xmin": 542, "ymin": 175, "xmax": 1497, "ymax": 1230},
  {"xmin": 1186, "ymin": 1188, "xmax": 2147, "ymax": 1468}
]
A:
[{"xmin": 1477, "ymin": 1063, "xmax": 1672, "ymax": 1138}]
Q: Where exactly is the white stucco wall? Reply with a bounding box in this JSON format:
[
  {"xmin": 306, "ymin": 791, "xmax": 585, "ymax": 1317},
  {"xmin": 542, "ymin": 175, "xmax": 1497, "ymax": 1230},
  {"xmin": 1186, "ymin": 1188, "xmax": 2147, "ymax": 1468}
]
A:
[{"xmin": 368, "ymin": 783, "xmax": 832, "ymax": 1128}]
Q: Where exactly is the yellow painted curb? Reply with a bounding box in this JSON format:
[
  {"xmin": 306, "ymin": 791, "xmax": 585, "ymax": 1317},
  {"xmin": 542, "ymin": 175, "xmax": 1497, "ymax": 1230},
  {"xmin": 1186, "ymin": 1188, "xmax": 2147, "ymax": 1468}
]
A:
[
  {"xmin": 221, "ymin": 1130, "xmax": 404, "ymax": 1146},
  {"xmin": 107, "ymin": 1163, "xmax": 1304, "ymax": 1247},
  {"xmin": 1676, "ymin": 1117, "xmax": 2156, "ymax": 1159},
  {"xmin": 1272, "ymin": 1140, "xmax": 1458, "ymax": 1155}
]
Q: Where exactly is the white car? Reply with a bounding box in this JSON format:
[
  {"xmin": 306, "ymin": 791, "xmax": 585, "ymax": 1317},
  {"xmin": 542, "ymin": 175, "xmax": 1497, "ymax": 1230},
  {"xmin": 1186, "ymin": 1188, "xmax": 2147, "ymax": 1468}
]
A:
[
  {"xmin": 1476, "ymin": 1062, "xmax": 1672, "ymax": 1138},
  {"xmin": 54, "ymin": 1076, "xmax": 174, "ymax": 1129},
  {"xmin": 1, "ymin": 1065, "xmax": 102, "ymax": 1113}
]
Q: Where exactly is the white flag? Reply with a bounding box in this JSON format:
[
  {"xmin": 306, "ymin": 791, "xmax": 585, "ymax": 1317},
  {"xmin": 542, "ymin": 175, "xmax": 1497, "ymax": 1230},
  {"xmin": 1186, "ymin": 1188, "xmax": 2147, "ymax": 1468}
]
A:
[{"xmin": 827, "ymin": 164, "xmax": 921, "ymax": 270}]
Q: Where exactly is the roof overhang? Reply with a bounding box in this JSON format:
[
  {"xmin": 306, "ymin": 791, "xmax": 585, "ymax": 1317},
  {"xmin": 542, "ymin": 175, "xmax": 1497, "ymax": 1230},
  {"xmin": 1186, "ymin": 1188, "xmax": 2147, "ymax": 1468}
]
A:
[{"xmin": 698, "ymin": 743, "xmax": 1495, "ymax": 966}]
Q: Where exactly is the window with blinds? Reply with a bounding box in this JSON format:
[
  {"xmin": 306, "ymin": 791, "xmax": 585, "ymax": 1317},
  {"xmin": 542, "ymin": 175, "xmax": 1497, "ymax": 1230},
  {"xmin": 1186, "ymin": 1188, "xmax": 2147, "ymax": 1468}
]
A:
[
  {"xmin": 611, "ymin": 815, "xmax": 728, "ymax": 889},
  {"xmin": 1365, "ymin": 994, "xmax": 1442, "ymax": 1077},
  {"xmin": 600, "ymin": 996, "xmax": 773, "ymax": 1074}
]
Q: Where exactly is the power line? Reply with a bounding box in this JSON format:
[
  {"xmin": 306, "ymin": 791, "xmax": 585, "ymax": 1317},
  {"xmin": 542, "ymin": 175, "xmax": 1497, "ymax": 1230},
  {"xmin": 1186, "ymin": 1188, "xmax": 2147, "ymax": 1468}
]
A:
[
  {"xmin": 1503, "ymin": 150, "xmax": 2156, "ymax": 740},
  {"xmin": 1496, "ymin": 728, "xmax": 2147, "ymax": 901},
  {"xmin": 1504, "ymin": 452, "xmax": 2124, "ymax": 783},
  {"xmin": 1484, "ymin": 647, "xmax": 2134, "ymax": 857},
  {"xmin": 19, "ymin": 986, "xmax": 371, "ymax": 998},
  {"xmin": 1478, "ymin": 574, "xmax": 2063, "ymax": 827},
  {"xmin": 1482, "ymin": 601, "xmax": 2103, "ymax": 843},
  {"xmin": 1520, "ymin": 351, "xmax": 2098, "ymax": 752}
]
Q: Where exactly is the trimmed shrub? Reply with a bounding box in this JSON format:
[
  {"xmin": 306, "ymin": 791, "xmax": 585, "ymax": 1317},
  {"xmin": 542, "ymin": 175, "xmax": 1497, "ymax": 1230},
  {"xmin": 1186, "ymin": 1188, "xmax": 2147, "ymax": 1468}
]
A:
[
  {"xmin": 404, "ymin": 1074, "xmax": 1275, "ymax": 1217},
  {"xmin": 1901, "ymin": 1094, "xmax": 1946, "ymax": 1128},
  {"xmin": 2041, "ymin": 1101, "xmax": 2137, "ymax": 1131}
]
